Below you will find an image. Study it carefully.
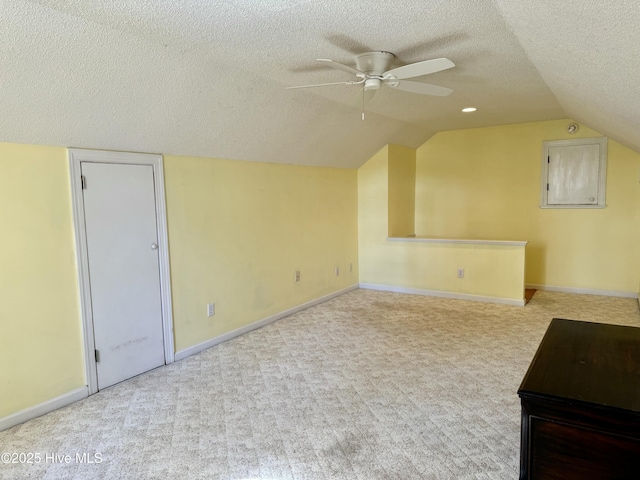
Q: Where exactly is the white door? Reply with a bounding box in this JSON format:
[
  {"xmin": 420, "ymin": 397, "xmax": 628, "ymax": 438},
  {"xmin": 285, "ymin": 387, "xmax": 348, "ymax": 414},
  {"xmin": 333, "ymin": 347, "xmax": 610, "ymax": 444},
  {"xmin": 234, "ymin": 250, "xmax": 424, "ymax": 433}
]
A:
[{"xmin": 81, "ymin": 162, "xmax": 165, "ymax": 390}]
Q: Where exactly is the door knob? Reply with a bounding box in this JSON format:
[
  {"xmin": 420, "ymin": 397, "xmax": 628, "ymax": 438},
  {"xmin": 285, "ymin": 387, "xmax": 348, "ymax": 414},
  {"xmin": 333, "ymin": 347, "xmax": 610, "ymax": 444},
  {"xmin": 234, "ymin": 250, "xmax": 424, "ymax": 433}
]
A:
[{"xmin": 151, "ymin": 243, "xmax": 158, "ymax": 250}]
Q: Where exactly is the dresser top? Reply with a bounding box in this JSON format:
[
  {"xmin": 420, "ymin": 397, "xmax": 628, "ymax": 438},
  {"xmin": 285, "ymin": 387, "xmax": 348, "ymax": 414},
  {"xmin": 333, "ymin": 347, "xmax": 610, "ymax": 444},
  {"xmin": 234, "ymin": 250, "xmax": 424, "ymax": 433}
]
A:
[{"xmin": 518, "ymin": 318, "xmax": 640, "ymax": 413}]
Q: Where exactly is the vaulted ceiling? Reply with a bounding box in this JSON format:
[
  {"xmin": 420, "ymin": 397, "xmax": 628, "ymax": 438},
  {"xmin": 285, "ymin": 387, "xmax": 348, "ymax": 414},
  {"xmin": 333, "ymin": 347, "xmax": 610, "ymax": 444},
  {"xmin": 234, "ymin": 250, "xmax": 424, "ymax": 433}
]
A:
[{"xmin": 2, "ymin": 1, "xmax": 638, "ymax": 168}]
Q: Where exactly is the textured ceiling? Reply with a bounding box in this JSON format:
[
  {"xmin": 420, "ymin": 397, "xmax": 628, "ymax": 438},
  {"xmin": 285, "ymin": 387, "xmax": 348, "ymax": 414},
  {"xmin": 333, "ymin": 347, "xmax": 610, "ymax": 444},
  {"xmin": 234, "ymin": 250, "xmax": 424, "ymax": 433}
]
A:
[{"xmin": 0, "ymin": 1, "xmax": 637, "ymax": 168}]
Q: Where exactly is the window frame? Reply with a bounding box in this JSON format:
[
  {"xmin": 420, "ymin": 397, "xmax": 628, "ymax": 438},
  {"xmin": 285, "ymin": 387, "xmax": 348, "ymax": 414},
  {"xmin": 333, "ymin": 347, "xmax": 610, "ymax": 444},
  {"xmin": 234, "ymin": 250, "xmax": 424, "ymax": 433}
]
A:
[{"xmin": 540, "ymin": 137, "xmax": 608, "ymax": 209}]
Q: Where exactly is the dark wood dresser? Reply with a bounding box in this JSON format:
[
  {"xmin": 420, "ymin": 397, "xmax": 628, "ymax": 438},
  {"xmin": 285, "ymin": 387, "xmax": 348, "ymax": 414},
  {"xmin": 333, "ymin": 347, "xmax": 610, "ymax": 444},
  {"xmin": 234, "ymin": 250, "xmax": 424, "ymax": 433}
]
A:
[{"xmin": 518, "ymin": 318, "xmax": 640, "ymax": 479}]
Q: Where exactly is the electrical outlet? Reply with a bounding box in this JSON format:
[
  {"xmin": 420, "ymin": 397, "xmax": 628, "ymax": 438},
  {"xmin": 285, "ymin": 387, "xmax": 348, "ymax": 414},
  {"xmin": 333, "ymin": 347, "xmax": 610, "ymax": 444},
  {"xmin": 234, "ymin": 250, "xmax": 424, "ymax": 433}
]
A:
[
  {"xmin": 207, "ymin": 303, "xmax": 215, "ymax": 317},
  {"xmin": 294, "ymin": 270, "xmax": 301, "ymax": 283},
  {"xmin": 349, "ymin": 262, "xmax": 353, "ymax": 272},
  {"xmin": 457, "ymin": 268, "xmax": 464, "ymax": 279},
  {"xmin": 335, "ymin": 266, "xmax": 340, "ymax": 276}
]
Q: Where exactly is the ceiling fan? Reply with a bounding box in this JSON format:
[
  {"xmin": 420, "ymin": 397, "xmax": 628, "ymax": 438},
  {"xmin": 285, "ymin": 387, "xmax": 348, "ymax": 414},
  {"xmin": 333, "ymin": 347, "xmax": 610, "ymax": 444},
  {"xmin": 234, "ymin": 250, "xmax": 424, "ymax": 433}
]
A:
[{"xmin": 287, "ymin": 51, "xmax": 455, "ymax": 97}]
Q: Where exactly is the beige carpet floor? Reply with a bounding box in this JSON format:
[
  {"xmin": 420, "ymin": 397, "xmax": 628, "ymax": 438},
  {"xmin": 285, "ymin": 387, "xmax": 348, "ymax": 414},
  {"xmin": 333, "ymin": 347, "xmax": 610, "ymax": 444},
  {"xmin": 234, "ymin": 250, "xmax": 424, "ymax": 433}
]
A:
[{"xmin": 1, "ymin": 289, "xmax": 639, "ymax": 480}]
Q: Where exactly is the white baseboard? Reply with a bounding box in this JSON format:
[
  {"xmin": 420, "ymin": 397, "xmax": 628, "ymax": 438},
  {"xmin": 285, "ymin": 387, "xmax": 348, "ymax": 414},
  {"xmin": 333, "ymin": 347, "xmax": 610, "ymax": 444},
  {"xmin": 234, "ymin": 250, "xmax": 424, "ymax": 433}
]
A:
[
  {"xmin": 175, "ymin": 285, "xmax": 359, "ymax": 361},
  {"xmin": 0, "ymin": 386, "xmax": 88, "ymax": 432},
  {"xmin": 526, "ymin": 284, "xmax": 638, "ymax": 299},
  {"xmin": 359, "ymin": 283, "xmax": 525, "ymax": 306}
]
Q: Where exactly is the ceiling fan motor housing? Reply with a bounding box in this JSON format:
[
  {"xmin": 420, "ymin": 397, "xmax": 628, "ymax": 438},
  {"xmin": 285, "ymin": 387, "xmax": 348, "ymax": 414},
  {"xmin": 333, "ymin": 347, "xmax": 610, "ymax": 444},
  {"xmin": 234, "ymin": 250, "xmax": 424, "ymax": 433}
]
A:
[{"xmin": 355, "ymin": 51, "xmax": 395, "ymax": 75}]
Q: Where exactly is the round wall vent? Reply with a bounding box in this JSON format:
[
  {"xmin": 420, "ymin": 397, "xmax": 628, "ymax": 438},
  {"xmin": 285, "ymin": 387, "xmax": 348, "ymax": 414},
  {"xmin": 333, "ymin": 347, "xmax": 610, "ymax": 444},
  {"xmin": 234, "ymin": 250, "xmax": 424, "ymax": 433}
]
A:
[{"xmin": 567, "ymin": 123, "xmax": 579, "ymax": 134}]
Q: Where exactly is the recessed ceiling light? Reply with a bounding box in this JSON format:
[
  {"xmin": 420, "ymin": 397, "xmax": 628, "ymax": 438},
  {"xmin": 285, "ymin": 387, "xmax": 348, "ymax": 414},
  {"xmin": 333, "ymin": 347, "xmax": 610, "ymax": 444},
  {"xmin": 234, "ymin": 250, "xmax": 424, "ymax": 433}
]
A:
[{"xmin": 462, "ymin": 107, "xmax": 477, "ymax": 113}]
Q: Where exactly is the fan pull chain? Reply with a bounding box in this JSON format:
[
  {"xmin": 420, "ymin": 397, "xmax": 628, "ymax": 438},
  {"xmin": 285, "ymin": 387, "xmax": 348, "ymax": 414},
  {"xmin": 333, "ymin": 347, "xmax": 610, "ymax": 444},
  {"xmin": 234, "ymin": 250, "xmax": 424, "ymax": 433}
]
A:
[{"xmin": 362, "ymin": 87, "xmax": 365, "ymax": 120}]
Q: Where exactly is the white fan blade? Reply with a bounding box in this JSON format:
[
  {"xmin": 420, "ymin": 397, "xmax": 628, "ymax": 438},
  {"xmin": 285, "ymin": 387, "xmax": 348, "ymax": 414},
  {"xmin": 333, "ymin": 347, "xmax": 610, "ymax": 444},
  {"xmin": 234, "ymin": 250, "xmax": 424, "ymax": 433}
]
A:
[
  {"xmin": 384, "ymin": 57, "xmax": 455, "ymax": 80},
  {"xmin": 317, "ymin": 58, "xmax": 364, "ymax": 77},
  {"xmin": 286, "ymin": 80, "xmax": 362, "ymax": 90},
  {"xmin": 387, "ymin": 80, "xmax": 453, "ymax": 96}
]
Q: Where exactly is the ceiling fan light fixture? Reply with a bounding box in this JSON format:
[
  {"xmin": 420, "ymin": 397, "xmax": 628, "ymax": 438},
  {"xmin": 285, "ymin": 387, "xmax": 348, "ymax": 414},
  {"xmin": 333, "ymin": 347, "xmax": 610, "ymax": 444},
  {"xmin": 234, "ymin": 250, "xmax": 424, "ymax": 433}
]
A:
[
  {"xmin": 364, "ymin": 78, "xmax": 381, "ymax": 90},
  {"xmin": 462, "ymin": 107, "xmax": 477, "ymax": 113}
]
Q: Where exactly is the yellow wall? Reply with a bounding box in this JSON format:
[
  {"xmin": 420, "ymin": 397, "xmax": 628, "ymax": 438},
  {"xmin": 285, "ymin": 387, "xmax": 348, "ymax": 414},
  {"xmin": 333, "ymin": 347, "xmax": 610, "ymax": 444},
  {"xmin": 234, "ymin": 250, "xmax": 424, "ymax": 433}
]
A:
[
  {"xmin": 358, "ymin": 146, "xmax": 389, "ymax": 283},
  {"xmin": 358, "ymin": 145, "xmax": 525, "ymax": 302},
  {"xmin": 415, "ymin": 119, "xmax": 640, "ymax": 293},
  {"xmin": 388, "ymin": 145, "xmax": 416, "ymax": 237},
  {"xmin": 0, "ymin": 143, "xmax": 85, "ymax": 418},
  {"xmin": 164, "ymin": 155, "xmax": 358, "ymax": 351},
  {"xmin": 1, "ymin": 142, "xmax": 358, "ymax": 421},
  {"xmin": 378, "ymin": 240, "xmax": 525, "ymax": 301}
]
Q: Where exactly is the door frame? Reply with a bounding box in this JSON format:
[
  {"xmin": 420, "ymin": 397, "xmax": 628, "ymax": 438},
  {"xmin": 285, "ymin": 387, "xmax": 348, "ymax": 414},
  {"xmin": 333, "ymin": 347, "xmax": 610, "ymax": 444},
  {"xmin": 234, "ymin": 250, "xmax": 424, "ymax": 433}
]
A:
[{"xmin": 69, "ymin": 148, "xmax": 175, "ymax": 395}]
